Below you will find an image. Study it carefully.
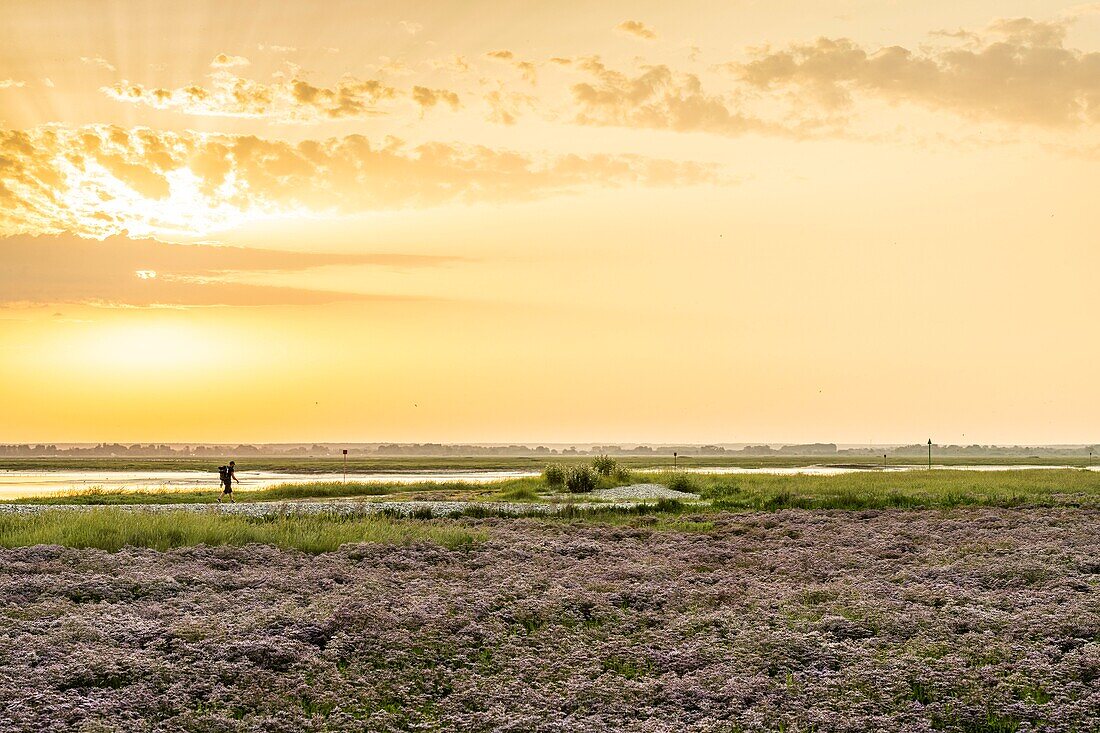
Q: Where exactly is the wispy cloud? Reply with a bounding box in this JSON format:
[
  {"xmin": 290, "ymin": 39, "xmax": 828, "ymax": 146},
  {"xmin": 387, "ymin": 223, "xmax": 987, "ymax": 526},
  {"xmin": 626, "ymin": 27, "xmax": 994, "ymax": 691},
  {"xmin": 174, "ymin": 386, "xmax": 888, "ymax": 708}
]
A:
[
  {"xmin": 483, "ymin": 89, "xmax": 535, "ymax": 125},
  {"xmin": 210, "ymin": 53, "xmax": 250, "ymax": 68},
  {"xmin": 101, "ymin": 72, "xmax": 442, "ymax": 122},
  {"xmin": 0, "ymin": 233, "xmax": 459, "ymax": 307},
  {"xmin": 615, "ymin": 20, "xmax": 658, "ymax": 41},
  {"xmin": 411, "ymin": 86, "xmax": 460, "ymax": 113},
  {"xmin": 257, "ymin": 43, "xmax": 298, "ymax": 53},
  {"xmin": 485, "ymin": 50, "xmax": 538, "ymax": 84},
  {"xmin": 80, "ymin": 55, "xmax": 116, "ymax": 72},
  {"xmin": 0, "ymin": 125, "xmax": 717, "ymax": 239}
]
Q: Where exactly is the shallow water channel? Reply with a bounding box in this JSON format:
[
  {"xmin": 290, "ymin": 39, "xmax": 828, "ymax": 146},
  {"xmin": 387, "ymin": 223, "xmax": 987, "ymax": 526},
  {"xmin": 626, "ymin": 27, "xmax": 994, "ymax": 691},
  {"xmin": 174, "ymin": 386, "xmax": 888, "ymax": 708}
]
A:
[{"xmin": 0, "ymin": 464, "xmax": 1095, "ymax": 500}]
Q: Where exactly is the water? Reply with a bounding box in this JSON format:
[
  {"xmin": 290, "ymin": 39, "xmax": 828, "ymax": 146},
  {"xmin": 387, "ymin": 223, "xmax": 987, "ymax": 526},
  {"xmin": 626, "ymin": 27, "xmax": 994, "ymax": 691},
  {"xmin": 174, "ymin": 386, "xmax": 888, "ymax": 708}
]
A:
[
  {"xmin": 0, "ymin": 465, "xmax": 1095, "ymax": 500},
  {"xmin": 0, "ymin": 470, "xmax": 539, "ymax": 500},
  {"xmin": 672, "ymin": 464, "xmax": 1095, "ymax": 476}
]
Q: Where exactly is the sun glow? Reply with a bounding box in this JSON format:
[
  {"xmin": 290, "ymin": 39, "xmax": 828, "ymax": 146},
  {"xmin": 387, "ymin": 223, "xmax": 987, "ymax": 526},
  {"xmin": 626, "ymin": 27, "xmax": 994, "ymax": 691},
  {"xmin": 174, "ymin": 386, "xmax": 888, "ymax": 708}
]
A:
[
  {"xmin": 55, "ymin": 162, "xmax": 268, "ymax": 240},
  {"xmin": 3, "ymin": 2, "xmax": 1100, "ymax": 444},
  {"xmin": 63, "ymin": 320, "xmax": 219, "ymax": 374}
]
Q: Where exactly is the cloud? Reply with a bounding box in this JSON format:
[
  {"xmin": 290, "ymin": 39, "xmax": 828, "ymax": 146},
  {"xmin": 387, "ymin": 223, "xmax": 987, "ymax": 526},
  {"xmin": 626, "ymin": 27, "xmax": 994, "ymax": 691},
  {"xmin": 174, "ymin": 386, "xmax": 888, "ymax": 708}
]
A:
[
  {"xmin": 735, "ymin": 16, "xmax": 1100, "ymax": 127},
  {"xmin": 80, "ymin": 55, "xmax": 116, "ymax": 72},
  {"xmin": 0, "ymin": 79, "xmax": 27, "ymax": 89},
  {"xmin": 0, "ymin": 125, "xmax": 717, "ymax": 239},
  {"xmin": 569, "ymin": 58, "xmax": 772, "ymax": 136},
  {"xmin": 374, "ymin": 56, "xmax": 415, "ymax": 76},
  {"xmin": 615, "ymin": 20, "xmax": 658, "ymax": 41},
  {"xmin": 102, "ymin": 73, "xmax": 434, "ymax": 122},
  {"xmin": 0, "ymin": 232, "xmax": 456, "ymax": 307},
  {"xmin": 399, "ymin": 20, "xmax": 423, "ymax": 35},
  {"xmin": 485, "ymin": 50, "xmax": 537, "ymax": 84},
  {"xmin": 1064, "ymin": 2, "xmax": 1100, "ymax": 18},
  {"xmin": 210, "ymin": 53, "xmax": 250, "ymax": 68},
  {"xmin": 426, "ymin": 55, "xmax": 472, "ymax": 75},
  {"xmin": 411, "ymin": 86, "xmax": 461, "ymax": 112},
  {"xmin": 928, "ymin": 28, "xmax": 982, "ymax": 43},
  {"xmin": 288, "ymin": 77, "xmax": 398, "ymax": 117},
  {"xmin": 484, "ymin": 89, "xmax": 535, "ymax": 125}
]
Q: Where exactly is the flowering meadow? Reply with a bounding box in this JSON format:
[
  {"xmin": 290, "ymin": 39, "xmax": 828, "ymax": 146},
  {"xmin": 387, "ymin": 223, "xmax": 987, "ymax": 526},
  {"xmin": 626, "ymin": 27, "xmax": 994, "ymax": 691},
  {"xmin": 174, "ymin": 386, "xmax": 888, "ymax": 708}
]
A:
[{"xmin": 2, "ymin": 509, "xmax": 1099, "ymax": 732}]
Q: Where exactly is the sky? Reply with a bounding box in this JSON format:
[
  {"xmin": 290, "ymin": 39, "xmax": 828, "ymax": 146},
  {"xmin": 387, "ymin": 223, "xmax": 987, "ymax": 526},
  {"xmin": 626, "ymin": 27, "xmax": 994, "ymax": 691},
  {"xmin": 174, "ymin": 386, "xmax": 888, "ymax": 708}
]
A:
[{"xmin": 1, "ymin": 0, "xmax": 1098, "ymax": 445}]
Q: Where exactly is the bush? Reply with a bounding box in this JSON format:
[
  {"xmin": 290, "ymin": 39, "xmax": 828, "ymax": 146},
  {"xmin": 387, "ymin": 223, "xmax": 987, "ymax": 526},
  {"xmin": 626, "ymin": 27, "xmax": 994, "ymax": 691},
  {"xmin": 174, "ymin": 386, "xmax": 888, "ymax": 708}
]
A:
[
  {"xmin": 542, "ymin": 464, "xmax": 566, "ymax": 488},
  {"xmin": 660, "ymin": 471, "xmax": 698, "ymax": 494},
  {"xmin": 613, "ymin": 465, "xmax": 632, "ymax": 483},
  {"xmin": 591, "ymin": 455, "xmax": 618, "ymax": 477},
  {"xmin": 566, "ymin": 465, "xmax": 599, "ymax": 494}
]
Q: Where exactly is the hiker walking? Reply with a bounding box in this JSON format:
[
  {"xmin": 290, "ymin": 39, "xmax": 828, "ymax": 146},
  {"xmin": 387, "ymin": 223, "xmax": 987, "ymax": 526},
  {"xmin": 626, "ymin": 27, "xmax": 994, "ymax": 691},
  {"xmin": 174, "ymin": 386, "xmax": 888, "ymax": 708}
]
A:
[{"xmin": 217, "ymin": 460, "xmax": 239, "ymax": 502}]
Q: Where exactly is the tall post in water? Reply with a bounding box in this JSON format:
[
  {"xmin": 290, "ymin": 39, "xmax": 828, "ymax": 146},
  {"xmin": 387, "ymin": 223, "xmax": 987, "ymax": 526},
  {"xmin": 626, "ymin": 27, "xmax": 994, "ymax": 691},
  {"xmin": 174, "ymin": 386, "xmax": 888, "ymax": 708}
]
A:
[
  {"xmin": 927, "ymin": 439, "xmax": 932, "ymax": 469},
  {"xmin": 342, "ymin": 448, "xmax": 348, "ymax": 483}
]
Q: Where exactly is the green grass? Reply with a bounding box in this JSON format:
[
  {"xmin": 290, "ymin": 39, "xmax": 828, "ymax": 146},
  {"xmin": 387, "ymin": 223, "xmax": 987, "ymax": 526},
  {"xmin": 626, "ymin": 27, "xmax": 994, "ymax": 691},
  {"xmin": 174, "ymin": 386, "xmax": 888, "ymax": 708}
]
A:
[
  {"xmin": 3, "ymin": 454, "xmax": 1095, "ymax": 473},
  {"xmin": 0, "ymin": 509, "xmax": 484, "ymax": 553},
  {"xmin": 687, "ymin": 469, "xmax": 1100, "ymax": 510},
  {"xmin": 12, "ymin": 469, "xmax": 1100, "ymax": 514},
  {"xmin": 493, "ymin": 485, "xmax": 541, "ymax": 501},
  {"xmin": 5, "ymin": 468, "xmax": 1100, "ymax": 553}
]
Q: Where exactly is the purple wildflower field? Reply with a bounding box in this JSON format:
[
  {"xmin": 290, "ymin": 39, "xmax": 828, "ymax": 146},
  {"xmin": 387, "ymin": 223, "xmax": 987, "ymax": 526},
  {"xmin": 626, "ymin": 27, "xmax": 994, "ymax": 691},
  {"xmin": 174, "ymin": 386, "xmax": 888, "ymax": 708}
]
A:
[{"xmin": 2, "ymin": 509, "xmax": 1099, "ymax": 732}]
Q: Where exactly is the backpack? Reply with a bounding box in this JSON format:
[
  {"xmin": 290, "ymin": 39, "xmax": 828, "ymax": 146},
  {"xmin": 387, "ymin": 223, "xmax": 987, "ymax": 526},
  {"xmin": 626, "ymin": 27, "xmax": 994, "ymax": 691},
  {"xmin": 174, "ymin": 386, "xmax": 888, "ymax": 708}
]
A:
[{"xmin": 218, "ymin": 465, "xmax": 230, "ymax": 481}]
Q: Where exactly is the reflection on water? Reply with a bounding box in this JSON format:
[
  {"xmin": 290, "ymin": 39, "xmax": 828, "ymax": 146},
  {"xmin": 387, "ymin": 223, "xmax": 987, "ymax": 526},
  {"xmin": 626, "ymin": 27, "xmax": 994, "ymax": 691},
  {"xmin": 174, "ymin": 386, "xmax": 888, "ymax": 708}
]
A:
[
  {"xmin": 0, "ymin": 465, "xmax": 1096, "ymax": 500},
  {"xmin": 0, "ymin": 470, "xmax": 539, "ymax": 500}
]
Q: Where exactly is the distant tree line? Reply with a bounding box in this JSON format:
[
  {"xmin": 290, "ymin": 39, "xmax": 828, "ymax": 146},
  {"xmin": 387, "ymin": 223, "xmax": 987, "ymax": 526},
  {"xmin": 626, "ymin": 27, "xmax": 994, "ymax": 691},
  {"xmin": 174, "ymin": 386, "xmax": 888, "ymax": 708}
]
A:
[{"xmin": 0, "ymin": 442, "xmax": 1096, "ymax": 458}]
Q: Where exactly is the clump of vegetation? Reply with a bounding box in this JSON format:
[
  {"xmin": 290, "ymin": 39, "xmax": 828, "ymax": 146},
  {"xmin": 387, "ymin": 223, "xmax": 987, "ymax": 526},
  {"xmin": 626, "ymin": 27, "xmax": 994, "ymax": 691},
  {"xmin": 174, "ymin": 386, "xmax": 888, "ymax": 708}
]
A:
[
  {"xmin": 566, "ymin": 465, "xmax": 599, "ymax": 494},
  {"xmin": 591, "ymin": 455, "xmax": 633, "ymax": 484},
  {"xmin": 591, "ymin": 455, "xmax": 618, "ymax": 476},
  {"xmin": 542, "ymin": 463, "xmax": 567, "ymax": 488},
  {"xmin": 659, "ymin": 471, "xmax": 698, "ymax": 493},
  {"xmin": 499, "ymin": 485, "xmax": 539, "ymax": 501}
]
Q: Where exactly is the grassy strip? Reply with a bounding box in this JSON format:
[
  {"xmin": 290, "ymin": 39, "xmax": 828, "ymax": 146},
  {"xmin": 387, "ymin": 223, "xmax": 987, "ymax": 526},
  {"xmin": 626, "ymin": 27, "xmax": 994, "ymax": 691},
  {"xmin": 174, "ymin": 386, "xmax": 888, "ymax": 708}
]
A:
[
  {"xmin": 4, "ymin": 468, "xmax": 1100, "ymax": 554},
  {"xmin": 0, "ymin": 509, "xmax": 484, "ymax": 553},
  {"xmin": 2, "ymin": 455, "xmax": 1095, "ymax": 473},
  {"xmin": 465, "ymin": 469, "xmax": 1100, "ymax": 513},
  {"xmin": 682, "ymin": 469, "xmax": 1100, "ymax": 510},
  {"xmin": 12, "ymin": 470, "xmax": 1100, "ymax": 512}
]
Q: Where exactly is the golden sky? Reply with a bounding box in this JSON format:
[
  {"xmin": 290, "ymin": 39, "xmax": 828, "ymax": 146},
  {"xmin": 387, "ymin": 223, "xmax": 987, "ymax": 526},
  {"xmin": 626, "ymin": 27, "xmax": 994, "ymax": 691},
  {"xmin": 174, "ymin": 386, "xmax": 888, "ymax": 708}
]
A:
[{"xmin": 2, "ymin": 0, "xmax": 1099, "ymax": 444}]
